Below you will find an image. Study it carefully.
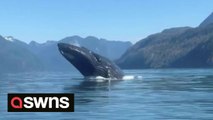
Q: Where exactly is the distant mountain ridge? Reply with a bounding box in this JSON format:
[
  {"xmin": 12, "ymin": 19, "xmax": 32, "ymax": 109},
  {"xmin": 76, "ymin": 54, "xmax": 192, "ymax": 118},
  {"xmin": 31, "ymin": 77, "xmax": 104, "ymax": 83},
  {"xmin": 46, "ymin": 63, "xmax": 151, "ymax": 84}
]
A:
[
  {"xmin": 0, "ymin": 36, "xmax": 132, "ymax": 72},
  {"xmin": 2, "ymin": 12, "xmax": 213, "ymax": 71},
  {"xmin": 60, "ymin": 36, "xmax": 131, "ymax": 60},
  {"xmin": 117, "ymin": 12, "xmax": 213, "ymax": 69},
  {"xmin": 0, "ymin": 36, "xmax": 43, "ymax": 72},
  {"xmin": 200, "ymin": 12, "xmax": 213, "ymax": 27}
]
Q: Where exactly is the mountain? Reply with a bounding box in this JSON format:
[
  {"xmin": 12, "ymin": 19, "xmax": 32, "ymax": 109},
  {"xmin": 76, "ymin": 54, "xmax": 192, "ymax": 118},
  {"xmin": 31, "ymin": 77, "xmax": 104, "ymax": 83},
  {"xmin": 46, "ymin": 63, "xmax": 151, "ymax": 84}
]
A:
[
  {"xmin": 117, "ymin": 13, "xmax": 213, "ymax": 69},
  {"xmin": 200, "ymin": 12, "xmax": 213, "ymax": 27},
  {"xmin": 28, "ymin": 36, "xmax": 132, "ymax": 71},
  {"xmin": 0, "ymin": 35, "xmax": 131, "ymax": 72},
  {"xmin": 0, "ymin": 36, "xmax": 43, "ymax": 72},
  {"xmin": 28, "ymin": 40, "xmax": 70, "ymax": 71},
  {"xmin": 60, "ymin": 36, "xmax": 131, "ymax": 60}
]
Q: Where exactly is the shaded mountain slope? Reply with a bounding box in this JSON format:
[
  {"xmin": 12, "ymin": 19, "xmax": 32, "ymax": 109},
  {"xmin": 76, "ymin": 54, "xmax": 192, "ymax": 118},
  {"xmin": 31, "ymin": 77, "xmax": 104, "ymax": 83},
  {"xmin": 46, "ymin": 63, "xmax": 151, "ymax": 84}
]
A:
[{"xmin": 117, "ymin": 24, "xmax": 213, "ymax": 68}]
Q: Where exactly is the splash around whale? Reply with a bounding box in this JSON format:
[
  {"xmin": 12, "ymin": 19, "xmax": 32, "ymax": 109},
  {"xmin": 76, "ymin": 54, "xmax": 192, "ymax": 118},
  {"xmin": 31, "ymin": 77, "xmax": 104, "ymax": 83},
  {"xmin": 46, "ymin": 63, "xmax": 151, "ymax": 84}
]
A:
[{"xmin": 57, "ymin": 43, "xmax": 125, "ymax": 80}]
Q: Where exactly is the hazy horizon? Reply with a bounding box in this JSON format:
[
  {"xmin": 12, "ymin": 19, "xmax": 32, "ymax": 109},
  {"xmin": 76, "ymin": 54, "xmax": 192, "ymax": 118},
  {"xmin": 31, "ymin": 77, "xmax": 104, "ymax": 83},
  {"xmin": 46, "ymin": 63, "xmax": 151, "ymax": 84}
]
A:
[{"xmin": 0, "ymin": 0, "xmax": 212, "ymax": 43}]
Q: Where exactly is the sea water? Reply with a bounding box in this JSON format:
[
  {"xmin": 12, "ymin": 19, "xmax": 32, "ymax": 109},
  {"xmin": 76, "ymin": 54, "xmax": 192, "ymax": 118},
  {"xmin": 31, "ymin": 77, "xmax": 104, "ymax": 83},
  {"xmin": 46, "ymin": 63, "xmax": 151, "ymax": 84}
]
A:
[{"xmin": 0, "ymin": 69, "xmax": 213, "ymax": 119}]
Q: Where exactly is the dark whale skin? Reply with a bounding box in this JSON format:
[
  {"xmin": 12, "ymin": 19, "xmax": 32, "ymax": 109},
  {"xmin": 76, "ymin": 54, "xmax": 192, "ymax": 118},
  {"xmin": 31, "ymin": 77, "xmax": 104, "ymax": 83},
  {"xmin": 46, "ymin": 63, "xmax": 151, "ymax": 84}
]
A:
[{"xmin": 58, "ymin": 43, "xmax": 124, "ymax": 79}]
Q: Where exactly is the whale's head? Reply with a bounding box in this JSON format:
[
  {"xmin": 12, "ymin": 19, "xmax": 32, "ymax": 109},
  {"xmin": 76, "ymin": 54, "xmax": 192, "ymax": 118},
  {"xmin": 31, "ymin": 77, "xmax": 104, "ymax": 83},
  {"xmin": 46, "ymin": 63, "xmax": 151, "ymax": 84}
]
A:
[{"xmin": 57, "ymin": 43, "xmax": 123, "ymax": 79}]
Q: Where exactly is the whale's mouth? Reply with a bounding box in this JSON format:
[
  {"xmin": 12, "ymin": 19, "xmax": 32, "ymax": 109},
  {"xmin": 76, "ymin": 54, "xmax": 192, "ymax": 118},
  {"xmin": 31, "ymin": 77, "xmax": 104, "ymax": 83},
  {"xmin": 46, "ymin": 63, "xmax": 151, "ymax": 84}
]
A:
[
  {"xmin": 57, "ymin": 43, "xmax": 96, "ymax": 77},
  {"xmin": 58, "ymin": 43, "xmax": 77, "ymax": 60},
  {"xmin": 58, "ymin": 43, "xmax": 75, "ymax": 53},
  {"xmin": 58, "ymin": 43, "xmax": 88, "ymax": 57},
  {"xmin": 58, "ymin": 43, "xmax": 124, "ymax": 79},
  {"xmin": 61, "ymin": 51, "xmax": 75, "ymax": 60}
]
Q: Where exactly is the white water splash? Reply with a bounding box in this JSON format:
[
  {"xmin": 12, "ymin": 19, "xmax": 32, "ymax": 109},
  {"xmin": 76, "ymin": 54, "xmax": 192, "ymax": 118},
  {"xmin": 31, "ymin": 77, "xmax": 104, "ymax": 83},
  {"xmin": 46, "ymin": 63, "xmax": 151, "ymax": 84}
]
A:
[
  {"xmin": 85, "ymin": 75, "xmax": 143, "ymax": 82},
  {"xmin": 122, "ymin": 75, "xmax": 135, "ymax": 80},
  {"xmin": 122, "ymin": 75, "xmax": 143, "ymax": 80}
]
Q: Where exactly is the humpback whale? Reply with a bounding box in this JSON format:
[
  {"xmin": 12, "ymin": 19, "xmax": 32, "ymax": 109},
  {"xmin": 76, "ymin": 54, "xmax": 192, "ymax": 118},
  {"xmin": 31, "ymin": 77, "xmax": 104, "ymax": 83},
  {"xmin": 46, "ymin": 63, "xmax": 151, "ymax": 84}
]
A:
[{"xmin": 58, "ymin": 43, "xmax": 124, "ymax": 79}]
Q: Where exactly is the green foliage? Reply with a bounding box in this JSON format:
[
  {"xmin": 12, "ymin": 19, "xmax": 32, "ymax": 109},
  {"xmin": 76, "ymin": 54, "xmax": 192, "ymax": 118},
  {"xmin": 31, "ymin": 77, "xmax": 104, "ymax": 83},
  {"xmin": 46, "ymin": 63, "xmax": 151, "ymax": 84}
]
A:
[{"xmin": 117, "ymin": 24, "xmax": 213, "ymax": 69}]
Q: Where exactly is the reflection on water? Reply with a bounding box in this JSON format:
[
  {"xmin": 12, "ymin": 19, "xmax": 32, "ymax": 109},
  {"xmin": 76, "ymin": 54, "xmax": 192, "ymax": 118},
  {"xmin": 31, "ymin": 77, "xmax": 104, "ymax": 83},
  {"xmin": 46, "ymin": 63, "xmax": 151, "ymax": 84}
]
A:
[
  {"xmin": 0, "ymin": 69, "xmax": 213, "ymax": 119},
  {"xmin": 64, "ymin": 80, "xmax": 120, "ymax": 104}
]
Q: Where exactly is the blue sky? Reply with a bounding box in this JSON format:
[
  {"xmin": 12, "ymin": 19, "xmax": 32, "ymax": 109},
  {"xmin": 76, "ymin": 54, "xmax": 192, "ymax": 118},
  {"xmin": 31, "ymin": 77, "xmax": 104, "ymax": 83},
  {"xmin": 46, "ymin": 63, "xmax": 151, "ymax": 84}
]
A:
[{"xmin": 0, "ymin": 0, "xmax": 212, "ymax": 43}]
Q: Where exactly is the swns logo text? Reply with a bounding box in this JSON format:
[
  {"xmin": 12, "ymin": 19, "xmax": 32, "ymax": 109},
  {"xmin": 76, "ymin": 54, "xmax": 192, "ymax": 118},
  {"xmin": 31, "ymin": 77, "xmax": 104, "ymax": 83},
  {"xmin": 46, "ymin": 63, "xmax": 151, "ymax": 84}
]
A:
[{"xmin": 8, "ymin": 93, "xmax": 74, "ymax": 112}]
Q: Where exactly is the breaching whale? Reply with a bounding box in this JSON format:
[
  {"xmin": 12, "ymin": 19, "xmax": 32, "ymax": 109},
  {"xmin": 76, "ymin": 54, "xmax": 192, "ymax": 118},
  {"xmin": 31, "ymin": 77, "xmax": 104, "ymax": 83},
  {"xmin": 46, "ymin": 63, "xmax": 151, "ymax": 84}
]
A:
[{"xmin": 57, "ymin": 43, "xmax": 124, "ymax": 79}]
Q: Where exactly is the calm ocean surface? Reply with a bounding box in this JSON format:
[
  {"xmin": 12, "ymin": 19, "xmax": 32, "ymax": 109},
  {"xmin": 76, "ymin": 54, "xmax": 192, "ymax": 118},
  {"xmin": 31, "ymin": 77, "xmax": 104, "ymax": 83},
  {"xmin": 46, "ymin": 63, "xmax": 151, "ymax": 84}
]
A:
[{"xmin": 0, "ymin": 69, "xmax": 213, "ymax": 120}]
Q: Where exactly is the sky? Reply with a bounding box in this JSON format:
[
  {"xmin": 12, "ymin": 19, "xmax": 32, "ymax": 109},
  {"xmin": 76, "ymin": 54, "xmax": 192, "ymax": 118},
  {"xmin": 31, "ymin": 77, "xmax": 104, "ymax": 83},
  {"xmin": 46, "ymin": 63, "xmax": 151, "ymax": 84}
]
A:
[{"xmin": 0, "ymin": 0, "xmax": 212, "ymax": 43}]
